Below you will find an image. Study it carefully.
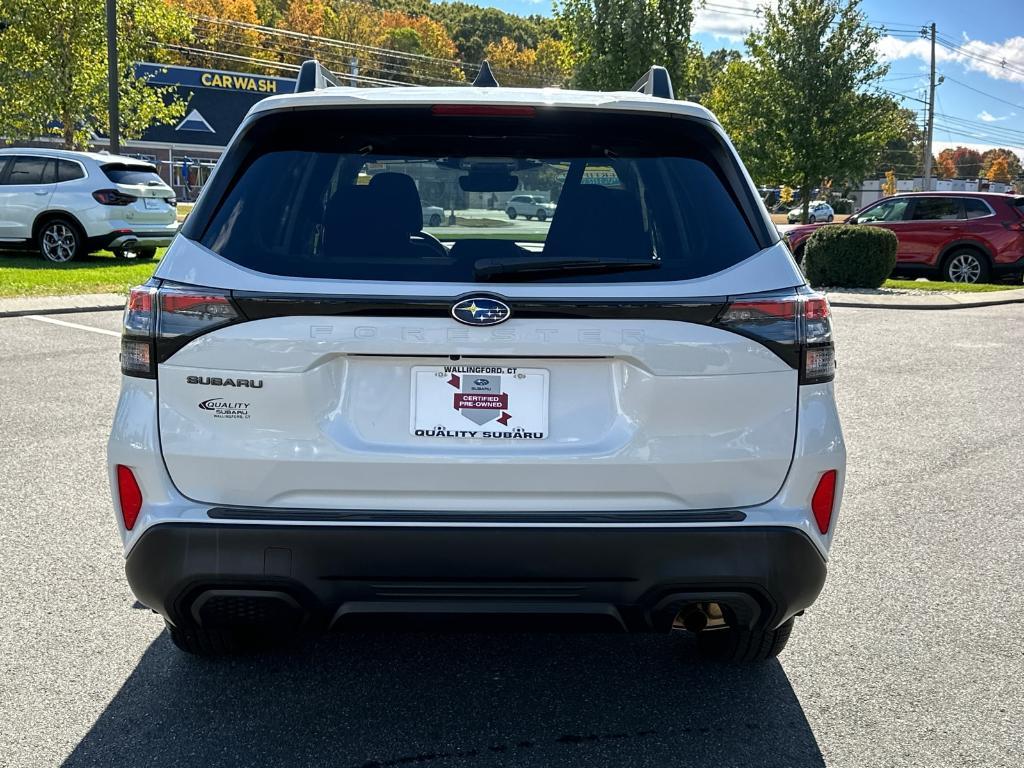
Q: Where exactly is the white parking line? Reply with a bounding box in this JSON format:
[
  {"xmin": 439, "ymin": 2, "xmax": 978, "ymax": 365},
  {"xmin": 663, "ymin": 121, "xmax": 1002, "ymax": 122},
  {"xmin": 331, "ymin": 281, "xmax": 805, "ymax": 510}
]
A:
[{"xmin": 24, "ymin": 314, "xmax": 120, "ymax": 338}]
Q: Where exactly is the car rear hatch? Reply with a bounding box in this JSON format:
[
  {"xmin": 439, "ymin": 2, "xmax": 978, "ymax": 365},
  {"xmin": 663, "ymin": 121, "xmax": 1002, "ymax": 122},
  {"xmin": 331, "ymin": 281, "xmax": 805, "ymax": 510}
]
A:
[
  {"xmin": 100, "ymin": 162, "xmax": 176, "ymax": 224},
  {"xmin": 129, "ymin": 104, "xmax": 830, "ymax": 513}
]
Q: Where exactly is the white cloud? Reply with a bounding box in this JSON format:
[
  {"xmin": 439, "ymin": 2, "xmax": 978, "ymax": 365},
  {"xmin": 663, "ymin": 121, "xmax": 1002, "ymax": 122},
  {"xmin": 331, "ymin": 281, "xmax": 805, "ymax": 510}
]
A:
[
  {"xmin": 693, "ymin": 0, "xmax": 771, "ymax": 43},
  {"xmin": 977, "ymin": 110, "xmax": 1008, "ymax": 122},
  {"xmin": 877, "ymin": 34, "xmax": 1024, "ymax": 85}
]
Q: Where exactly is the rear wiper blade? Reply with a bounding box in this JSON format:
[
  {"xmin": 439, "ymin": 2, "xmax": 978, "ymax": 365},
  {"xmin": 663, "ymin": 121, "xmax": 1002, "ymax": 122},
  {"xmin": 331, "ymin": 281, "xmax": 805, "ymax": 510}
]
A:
[{"xmin": 474, "ymin": 256, "xmax": 660, "ymax": 281}]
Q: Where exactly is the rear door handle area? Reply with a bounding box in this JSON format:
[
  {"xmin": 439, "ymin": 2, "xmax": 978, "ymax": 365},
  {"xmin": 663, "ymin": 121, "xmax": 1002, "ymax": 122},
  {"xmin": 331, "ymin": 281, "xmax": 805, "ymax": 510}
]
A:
[{"xmin": 33, "ymin": 190, "xmax": 49, "ymax": 195}]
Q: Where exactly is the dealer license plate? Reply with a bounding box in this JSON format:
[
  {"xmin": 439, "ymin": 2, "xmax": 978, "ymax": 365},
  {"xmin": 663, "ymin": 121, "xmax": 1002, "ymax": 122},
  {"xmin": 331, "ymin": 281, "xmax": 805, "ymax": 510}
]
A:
[{"xmin": 411, "ymin": 365, "xmax": 549, "ymax": 440}]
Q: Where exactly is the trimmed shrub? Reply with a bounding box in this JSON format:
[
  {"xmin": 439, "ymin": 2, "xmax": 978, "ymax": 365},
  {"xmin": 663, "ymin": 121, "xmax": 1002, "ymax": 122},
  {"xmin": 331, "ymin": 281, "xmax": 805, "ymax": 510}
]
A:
[{"xmin": 803, "ymin": 225, "xmax": 897, "ymax": 288}]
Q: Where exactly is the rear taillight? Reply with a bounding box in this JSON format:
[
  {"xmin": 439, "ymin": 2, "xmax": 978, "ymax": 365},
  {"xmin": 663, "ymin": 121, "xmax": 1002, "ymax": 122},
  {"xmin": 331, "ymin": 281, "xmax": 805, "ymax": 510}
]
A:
[
  {"xmin": 811, "ymin": 470, "xmax": 838, "ymax": 534},
  {"xmin": 120, "ymin": 283, "xmax": 240, "ymax": 378},
  {"xmin": 116, "ymin": 465, "xmax": 143, "ymax": 530},
  {"xmin": 713, "ymin": 292, "xmax": 835, "ymax": 384},
  {"xmin": 1002, "ymin": 220, "xmax": 1024, "ymax": 231},
  {"xmin": 93, "ymin": 189, "xmax": 137, "ymax": 206}
]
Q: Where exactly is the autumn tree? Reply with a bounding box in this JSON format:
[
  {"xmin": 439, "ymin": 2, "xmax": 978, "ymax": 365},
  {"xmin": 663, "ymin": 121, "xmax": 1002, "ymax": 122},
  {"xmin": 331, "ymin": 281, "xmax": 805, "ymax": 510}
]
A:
[
  {"xmin": 987, "ymin": 156, "xmax": 1011, "ymax": 183},
  {"xmin": 707, "ymin": 0, "xmax": 899, "ymax": 222},
  {"xmin": 179, "ymin": 0, "xmax": 278, "ymax": 73},
  {"xmin": 981, "ymin": 148, "xmax": 1022, "ymax": 181},
  {"xmin": 556, "ymin": 0, "xmax": 696, "ymax": 92},
  {"xmin": 951, "ymin": 146, "xmax": 983, "ymax": 179},
  {"xmin": 934, "ymin": 149, "xmax": 957, "ymax": 179},
  {"xmin": 0, "ymin": 0, "xmax": 190, "ymax": 149},
  {"xmin": 484, "ymin": 36, "xmax": 573, "ymax": 87}
]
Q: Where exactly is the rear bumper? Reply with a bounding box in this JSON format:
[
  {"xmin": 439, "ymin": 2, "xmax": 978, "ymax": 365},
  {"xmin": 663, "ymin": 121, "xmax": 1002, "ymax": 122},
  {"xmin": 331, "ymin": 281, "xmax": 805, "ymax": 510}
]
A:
[
  {"xmin": 87, "ymin": 227, "xmax": 178, "ymax": 252},
  {"xmin": 126, "ymin": 522, "xmax": 827, "ymax": 633},
  {"xmin": 992, "ymin": 254, "xmax": 1024, "ymax": 276}
]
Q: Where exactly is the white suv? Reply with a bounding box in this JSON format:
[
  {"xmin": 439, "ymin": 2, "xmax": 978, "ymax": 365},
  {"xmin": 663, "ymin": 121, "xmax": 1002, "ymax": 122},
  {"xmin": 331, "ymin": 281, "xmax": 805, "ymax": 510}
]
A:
[
  {"xmin": 0, "ymin": 148, "xmax": 178, "ymax": 262},
  {"xmin": 108, "ymin": 63, "xmax": 845, "ymax": 661},
  {"xmin": 506, "ymin": 194, "xmax": 556, "ymax": 221}
]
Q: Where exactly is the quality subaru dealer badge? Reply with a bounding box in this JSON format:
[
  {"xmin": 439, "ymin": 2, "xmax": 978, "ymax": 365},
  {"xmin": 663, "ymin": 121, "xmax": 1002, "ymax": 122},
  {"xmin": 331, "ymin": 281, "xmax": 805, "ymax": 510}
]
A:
[{"xmin": 410, "ymin": 365, "xmax": 549, "ymax": 439}]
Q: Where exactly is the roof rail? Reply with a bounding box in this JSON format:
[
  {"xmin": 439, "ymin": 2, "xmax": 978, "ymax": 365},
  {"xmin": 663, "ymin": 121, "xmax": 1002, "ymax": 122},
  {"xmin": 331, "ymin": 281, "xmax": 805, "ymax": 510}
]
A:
[
  {"xmin": 472, "ymin": 60, "xmax": 500, "ymax": 88},
  {"xmin": 294, "ymin": 60, "xmax": 340, "ymax": 93},
  {"xmin": 631, "ymin": 65, "xmax": 674, "ymax": 99}
]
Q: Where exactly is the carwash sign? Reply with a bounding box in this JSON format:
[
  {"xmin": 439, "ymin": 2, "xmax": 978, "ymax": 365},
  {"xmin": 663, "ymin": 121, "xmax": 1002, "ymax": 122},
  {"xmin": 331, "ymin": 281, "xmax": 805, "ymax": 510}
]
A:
[{"xmin": 134, "ymin": 63, "xmax": 296, "ymax": 147}]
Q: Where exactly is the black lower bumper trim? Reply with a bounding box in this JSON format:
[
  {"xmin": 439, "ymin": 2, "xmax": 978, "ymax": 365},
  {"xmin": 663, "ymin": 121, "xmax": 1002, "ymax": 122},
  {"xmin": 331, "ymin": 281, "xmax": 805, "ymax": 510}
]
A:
[
  {"xmin": 207, "ymin": 507, "xmax": 746, "ymax": 524},
  {"xmin": 126, "ymin": 523, "xmax": 826, "ymax": 633}
]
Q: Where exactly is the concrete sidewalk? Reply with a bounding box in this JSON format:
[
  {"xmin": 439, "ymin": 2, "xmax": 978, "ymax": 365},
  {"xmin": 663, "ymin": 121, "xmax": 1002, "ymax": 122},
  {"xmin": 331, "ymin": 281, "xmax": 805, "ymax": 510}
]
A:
[
  {"xmin": 824, "ymin": 286, "xmax": 1024, "ymax": 309},
  {"xmin": 2, "ymin": 287, "xmax": 1024, "ymax": 318}
]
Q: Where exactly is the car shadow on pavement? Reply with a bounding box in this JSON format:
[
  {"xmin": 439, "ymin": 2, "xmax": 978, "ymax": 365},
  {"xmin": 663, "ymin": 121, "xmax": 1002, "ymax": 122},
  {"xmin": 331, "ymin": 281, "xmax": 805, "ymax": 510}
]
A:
[{"xmin": 61, "ymin": 624, "xmax": 824, "ymax": 768}]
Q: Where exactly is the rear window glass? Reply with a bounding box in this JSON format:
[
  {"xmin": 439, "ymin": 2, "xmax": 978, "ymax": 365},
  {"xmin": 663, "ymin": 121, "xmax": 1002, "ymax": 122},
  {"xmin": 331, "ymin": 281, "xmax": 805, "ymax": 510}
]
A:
[
  {"xmin": 912, "ymin": 198, "xmax": 960, "ymax": 220},
  {"xmin": 57, "ymin": 160, "xmax": 84, "ymax": 183},
  {"xmin": 191, "ymin": 108, "xmax": 768, "ymax": 284},
  {"xmin": 101, "ymin": 163, "xmax": 163, "ymax": 185},
  {"xmin": 963, "ymin": 198, "xmax": 992, "ymax": 219}
]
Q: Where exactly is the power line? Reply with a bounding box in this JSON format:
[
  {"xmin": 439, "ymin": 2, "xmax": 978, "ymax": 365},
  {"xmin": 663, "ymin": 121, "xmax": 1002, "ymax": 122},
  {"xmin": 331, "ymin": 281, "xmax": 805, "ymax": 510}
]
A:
[{"xmin": 941, "ymin": 74, "xmax": 1024, "ymax": 112}]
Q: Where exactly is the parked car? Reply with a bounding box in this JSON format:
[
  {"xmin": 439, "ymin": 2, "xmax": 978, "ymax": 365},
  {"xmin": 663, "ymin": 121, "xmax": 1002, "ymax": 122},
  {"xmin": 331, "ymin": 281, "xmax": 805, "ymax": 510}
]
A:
[
  {"xmin": 109, "ymin": 62, "xmax": 844, "ymax": 661},
  {"xmin": 506, "ymin": 194, "xmax": 556, "ymax": 221},
  {"xmin": 0, "ymin": 148, "xmax": 178, "ymax": 262},
  {"xmin": 787, "ymin": 200, "xmax": 834, "ymax": 224},
  {"xmin": 784, "ymin": 192, "xmax": 1024, "ymax": 283},
  {"xmin": 422, "ymin": 204, "xmax": 444, "ymax": 227}
]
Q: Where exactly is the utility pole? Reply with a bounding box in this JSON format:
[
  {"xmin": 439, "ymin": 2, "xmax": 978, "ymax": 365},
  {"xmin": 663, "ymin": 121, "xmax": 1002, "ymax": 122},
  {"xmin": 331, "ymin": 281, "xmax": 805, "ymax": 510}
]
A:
[
  {"xmin": 922, "ymin": 22, "xmax": 936, "ymax": 189},
  {"xmin": 105, "ymin": 0, "xmax": 120, "ymax": 154}
]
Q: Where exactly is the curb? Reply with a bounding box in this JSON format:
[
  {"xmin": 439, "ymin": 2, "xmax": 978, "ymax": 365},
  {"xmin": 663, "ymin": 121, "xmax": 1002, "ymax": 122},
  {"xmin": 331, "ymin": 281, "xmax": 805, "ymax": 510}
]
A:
[
  {"xmin": 828, "ymin": 295, "xmax": 1024, "ymax": 310},
  {"xmin": 0, "ymin": 303, "xmax": 123, "ymax": 319}
]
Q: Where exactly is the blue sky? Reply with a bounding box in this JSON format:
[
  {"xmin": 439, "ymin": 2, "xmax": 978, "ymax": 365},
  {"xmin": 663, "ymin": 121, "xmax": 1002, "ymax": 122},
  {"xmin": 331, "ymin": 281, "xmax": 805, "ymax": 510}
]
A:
[{"xmin": 473, "ymin": 0, "xmax": 1024, "ymax": 158}]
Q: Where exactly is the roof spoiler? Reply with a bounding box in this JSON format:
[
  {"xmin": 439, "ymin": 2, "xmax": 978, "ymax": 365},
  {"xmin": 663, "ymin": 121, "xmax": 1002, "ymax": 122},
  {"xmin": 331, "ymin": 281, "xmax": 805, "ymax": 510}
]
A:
[
  {"xmin": 631, "ymin": 65, "xmax": 674, "ymax": 99},
  {"xmin": 294, "ymin": 60, "xmax": 340, "ymax": 93}
]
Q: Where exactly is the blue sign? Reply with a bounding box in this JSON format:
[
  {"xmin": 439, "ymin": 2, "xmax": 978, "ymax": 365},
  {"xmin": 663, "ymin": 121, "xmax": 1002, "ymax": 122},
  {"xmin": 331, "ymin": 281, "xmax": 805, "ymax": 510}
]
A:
[{"xmin": 133, "ymin": 63, "xmax": 296, "ymax": 148}]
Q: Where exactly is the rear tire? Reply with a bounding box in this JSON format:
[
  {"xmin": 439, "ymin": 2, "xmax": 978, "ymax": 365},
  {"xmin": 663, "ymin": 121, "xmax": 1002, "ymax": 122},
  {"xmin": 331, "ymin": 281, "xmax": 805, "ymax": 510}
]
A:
[
  {"xmin": 695, "ymin": 618, "xmax": 794, "ymax": 662},
  {"xmin": 428, "ymin": 213, "xmax": 443, "ymax": 227},
  {"xmin": 537, "ymin": 210, "xmax": 547, "ymax": 222},
  {"xmin": 827, "ymin": 215, "xmax": 834, "ymax": 223},
  {"xmin": 134, "ymin": 247, "xmax": 157, "ymax": 260},
  {"xmin": 506, "ymin": 207, "xmax": 517, "ymax": 220},
  {"xmin": 943, "ymin": 249, "xmax": 989, "ymax": 284}
]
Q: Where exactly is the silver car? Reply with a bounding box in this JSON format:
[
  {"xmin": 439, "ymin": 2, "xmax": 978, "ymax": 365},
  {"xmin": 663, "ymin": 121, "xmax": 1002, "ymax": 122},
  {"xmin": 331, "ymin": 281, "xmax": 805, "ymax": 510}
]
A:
[
  {"xmin": 787, "ymin": 200, "xmax": 835, "ymax": 224},
  {"xmin": 505, "ymin": 194, "xmax": 556, "ymax": 221}
]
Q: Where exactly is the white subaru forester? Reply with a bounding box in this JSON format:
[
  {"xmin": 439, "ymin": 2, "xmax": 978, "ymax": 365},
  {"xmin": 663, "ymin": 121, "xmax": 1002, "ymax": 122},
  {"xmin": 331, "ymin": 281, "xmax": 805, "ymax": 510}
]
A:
[{"xmin": 108, "ymin": 62, "xmax": 845, "ymax": 660}]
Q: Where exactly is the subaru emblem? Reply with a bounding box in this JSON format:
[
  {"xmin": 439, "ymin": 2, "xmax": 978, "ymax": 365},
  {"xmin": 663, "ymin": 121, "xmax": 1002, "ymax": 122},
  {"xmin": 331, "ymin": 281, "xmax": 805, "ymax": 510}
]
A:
[{"xmin": 451, "ymin": 297, "xmax": 511, "ymax": 326}]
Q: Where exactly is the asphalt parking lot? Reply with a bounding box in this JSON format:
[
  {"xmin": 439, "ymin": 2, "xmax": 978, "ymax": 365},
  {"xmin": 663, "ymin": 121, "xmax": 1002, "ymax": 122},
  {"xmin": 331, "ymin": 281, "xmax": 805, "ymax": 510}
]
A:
[{"xmin": 1, "ymin": 305, "xmax": 1022, "ymax": 767}]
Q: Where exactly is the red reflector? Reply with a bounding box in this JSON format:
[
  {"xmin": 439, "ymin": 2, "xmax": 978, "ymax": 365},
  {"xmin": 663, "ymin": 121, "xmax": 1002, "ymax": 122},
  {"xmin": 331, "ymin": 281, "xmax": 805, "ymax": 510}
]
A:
[
  {"xmin": 431, "ymin": 104, "xmax": 536, "ymax": 117},
  {"xmin": 803, "ymin": 297, "xmax": 830, "ymax": 321},
  {"xmin": 811, "ymin": 470, "xmax": 837, "ymax": 534},
  {"xmin": 126, "ymin": 286, "xmax": 152, "ymax": 314},
  {"xmin": 116, "ymin": 465, "xmax": 143, "ymax": 530}
]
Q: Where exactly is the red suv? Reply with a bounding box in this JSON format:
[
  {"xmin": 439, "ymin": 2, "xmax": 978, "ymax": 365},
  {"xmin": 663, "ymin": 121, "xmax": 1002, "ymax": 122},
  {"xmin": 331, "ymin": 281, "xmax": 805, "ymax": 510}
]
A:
[{"xmin": 784, "ymin": 192, "xmax": 1024, "ymax": 283}]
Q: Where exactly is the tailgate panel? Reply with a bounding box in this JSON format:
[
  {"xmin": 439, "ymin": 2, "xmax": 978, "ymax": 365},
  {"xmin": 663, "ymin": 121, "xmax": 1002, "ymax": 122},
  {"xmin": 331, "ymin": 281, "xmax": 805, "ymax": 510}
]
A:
[{"xmin": 157, "ymin": 316, "xmax": 798, "ymax": 511}]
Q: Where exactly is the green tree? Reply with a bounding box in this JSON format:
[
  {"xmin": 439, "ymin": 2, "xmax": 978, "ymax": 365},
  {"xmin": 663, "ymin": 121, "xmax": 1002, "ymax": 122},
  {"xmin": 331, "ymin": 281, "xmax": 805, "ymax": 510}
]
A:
[
  {"xmin": 707, "ymin": 0, "xmax": 900, "ymax": 223},
  {"xmin": 686, "ymin": 45, "xmax": 740, "ymax": 103},
  {"xmin": 951, "ymin": 146, "xmax": 983, "ymax": 179},
  {"xmin": 0, "ymin": 0, "xmax": 190, "ymax": 150},
  {"xmin": 556, "ymin": 0, "xmax": 695, "ymax": 93},
  {"xmin": 873, "ymin": 108, "xmax": 924, "ymax": 178}
]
